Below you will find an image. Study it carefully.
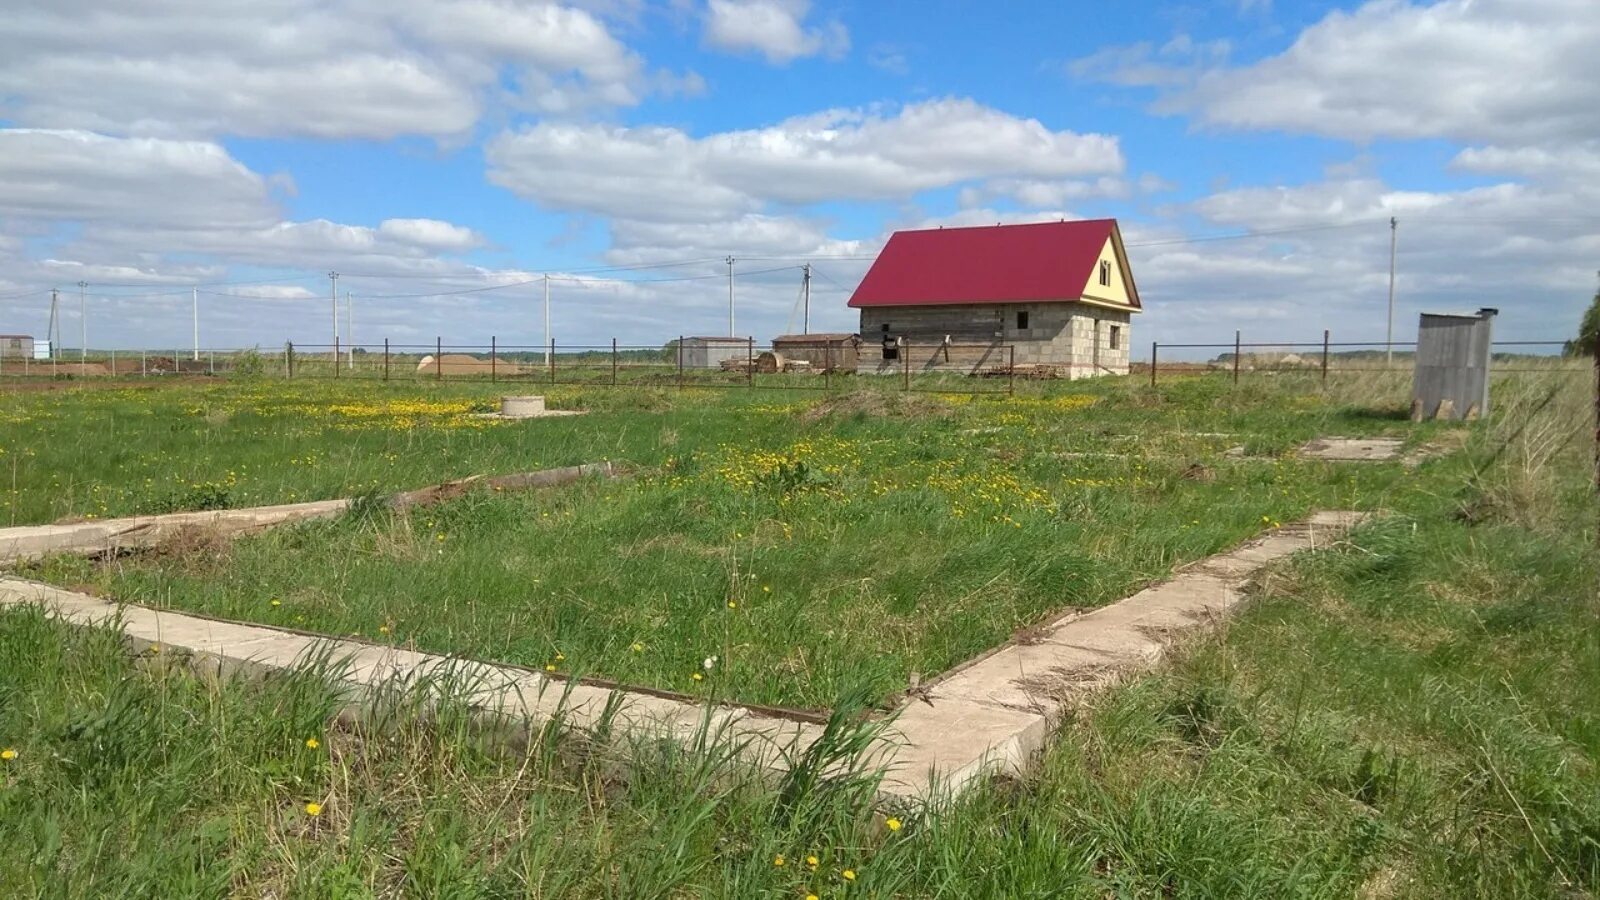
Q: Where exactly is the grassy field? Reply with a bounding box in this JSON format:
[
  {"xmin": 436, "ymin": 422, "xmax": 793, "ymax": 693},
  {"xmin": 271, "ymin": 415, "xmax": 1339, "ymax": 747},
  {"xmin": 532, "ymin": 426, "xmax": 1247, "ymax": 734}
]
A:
[
  {"xmin": 15, "ymin": 371, "xmax": 1462, "ymax": 709},
  {"xmin": 2, "ymin": 365, "xmax": 1596, "ymax": 896}
]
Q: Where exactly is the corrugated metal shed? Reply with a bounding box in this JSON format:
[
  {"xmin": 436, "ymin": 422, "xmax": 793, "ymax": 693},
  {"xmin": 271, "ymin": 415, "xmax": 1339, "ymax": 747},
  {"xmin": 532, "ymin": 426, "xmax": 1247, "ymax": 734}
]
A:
[{"xmin": 1412, "ymin": 309, "xmax": 1496, "ymax": 420}]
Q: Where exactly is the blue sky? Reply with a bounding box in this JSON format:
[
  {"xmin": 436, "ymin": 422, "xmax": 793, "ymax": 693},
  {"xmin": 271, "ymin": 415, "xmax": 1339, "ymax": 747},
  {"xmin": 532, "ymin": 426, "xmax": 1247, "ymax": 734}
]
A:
[{"xmin": 0, "ymin": 0, "xmax": 1594, "ymax": 351}]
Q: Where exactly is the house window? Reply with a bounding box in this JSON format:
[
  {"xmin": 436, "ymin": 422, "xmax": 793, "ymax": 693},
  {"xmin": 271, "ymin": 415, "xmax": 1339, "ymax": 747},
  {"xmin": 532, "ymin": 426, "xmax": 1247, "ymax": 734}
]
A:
[
  {"xmin": 1099, "ymin": 259, "xmax": 1111, "ymax": 287},
  {"xmin": 880, "ymin": 323, "xmax": 898, "ymax": 360},
  {"xmin": 1016, "ymin": 310, "xmax": 1029, "ymax": 330},
  {"xmin": 1109, "ymin": 325, "xmax": 1122, "ymax": 350}
]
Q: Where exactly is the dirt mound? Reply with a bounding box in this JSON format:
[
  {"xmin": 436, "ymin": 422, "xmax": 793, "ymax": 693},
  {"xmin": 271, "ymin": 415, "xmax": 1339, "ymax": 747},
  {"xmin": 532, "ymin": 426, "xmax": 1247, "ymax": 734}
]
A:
[
  {"xmin": 800, "ymin": 391, "xmax": 947, "ymax": 422},
  {"xmin": 415, "ymin": 354, "xmax": 535, "ymax": 376}
]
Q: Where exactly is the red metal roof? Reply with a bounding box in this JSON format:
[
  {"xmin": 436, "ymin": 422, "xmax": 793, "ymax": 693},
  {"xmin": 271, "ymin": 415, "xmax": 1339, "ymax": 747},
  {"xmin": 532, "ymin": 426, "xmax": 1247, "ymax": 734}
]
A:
[{"xmin": 847, "ymin": 219, "xmax": 1137, "ymax": 309}]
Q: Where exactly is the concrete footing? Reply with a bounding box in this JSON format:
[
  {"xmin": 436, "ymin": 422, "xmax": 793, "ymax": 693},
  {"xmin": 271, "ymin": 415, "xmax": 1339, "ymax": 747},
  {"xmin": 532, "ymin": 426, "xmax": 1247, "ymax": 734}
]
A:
[
  {"xmin": 0, "ymin": 461, "xmax": 615, "ymax": 565},
  {"xmin": 0, "ymin": 510, "xmax": 1366, "ymax": 804}
]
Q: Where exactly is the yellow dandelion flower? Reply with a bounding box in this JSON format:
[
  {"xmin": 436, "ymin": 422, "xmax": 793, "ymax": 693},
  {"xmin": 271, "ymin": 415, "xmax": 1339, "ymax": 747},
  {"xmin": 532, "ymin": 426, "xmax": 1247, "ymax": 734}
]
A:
[
  {"xmin": 630, "ymin": 642, "xmax": 644, "ymax": 652},
  {"xmin": 843, "ymin": 869, "xmax": 856, "ymax": 881},
  {"xmin": 773, "ymin": 854, "xmax": 785, "ymax": 867},
  {"xmin": 0, "ymin": 748, "xmax": 16, "ymax": 761},
  {"xmin": 555, "ymin": 652, "xmax": 565, "ymax": 662},
  {"xmin": 807, "ymin": 895, "xmax": 819, "ymax": 900},
  {"xmin": 305, "ymin": 737, "xmax": 320, "ymax": 750},
  {"xmin": 762, "ymin": 585, "xmax": 771, "ymax": 593},
  {"xmin": 886, "ymin": 817, "xmax": 902, "ymax": 832},
  {"xmin": 806, "ymin": 855, "xmax": 819, "ymax": 868},
  {"xmin": 269, "ymin": 599, "xmax": 281, "ymax": 607},
  {"xmin": 692, "ymin": 672, "xmax": 704, "ymax": 681},
  {"xmin": 305, "ymin": 802, "xmax": 323, "ymax": 817},
  {"xmin": 545, "ymin": 664, "xmax": 557, "ymax": 672},
  {"xmin": 378, "ymin": 625, "xmax": 391, "ymax": 635},
  {"xmin": 727, "ymin": 600, "xmax": 737, "ymax": 609}
]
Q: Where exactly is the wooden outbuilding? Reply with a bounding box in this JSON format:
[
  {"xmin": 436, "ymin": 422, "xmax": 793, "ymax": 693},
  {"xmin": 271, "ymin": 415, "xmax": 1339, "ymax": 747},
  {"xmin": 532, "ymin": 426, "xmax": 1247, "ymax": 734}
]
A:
[{"xmin": 770, "ymin": 333, "xmax": 860, "ymax": 372}]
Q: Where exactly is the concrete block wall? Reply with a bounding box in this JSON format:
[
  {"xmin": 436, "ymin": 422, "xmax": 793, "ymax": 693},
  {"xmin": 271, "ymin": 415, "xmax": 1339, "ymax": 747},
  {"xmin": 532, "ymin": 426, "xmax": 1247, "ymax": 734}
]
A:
[{"xmin": 856, "ymin": 303, "xmax": 1132, "ymax": 377}]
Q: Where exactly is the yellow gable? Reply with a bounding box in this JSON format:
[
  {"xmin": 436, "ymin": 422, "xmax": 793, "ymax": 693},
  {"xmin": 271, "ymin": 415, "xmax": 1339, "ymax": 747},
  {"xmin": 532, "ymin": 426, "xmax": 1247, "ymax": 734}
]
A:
[{"xmin": 1078, "ymin": 236, "xmax": 1136, "ymax": 310}]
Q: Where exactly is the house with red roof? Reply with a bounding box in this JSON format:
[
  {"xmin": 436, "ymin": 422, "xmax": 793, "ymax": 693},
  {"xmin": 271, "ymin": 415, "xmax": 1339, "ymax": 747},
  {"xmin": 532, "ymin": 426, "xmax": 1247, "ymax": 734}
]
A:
[{"xmin": 846, "ymin": 219, "xmax": 1140, "ymax": 377}]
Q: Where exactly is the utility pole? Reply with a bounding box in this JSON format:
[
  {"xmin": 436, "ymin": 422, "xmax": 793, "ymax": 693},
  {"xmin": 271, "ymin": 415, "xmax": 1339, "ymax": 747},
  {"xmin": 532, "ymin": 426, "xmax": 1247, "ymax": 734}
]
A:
[
  {"xmin": 328, "ymin": 270, "xmax": 339, "ymax": 356},
  {"xmin": 345, "ymin": 290, "xmax": 354, "ymax": 369},
  {"xmin": 47, "ymin": 289, "xmax": 58, "ymax": 359},
  {"xmin": 802, "ymin": 263, "xmax": 812, "ymax": 335},
  {"xmin": 726, "ymin": 256, "xmax": 736, "ymax": 337},
  {"xmin": 1386, "ymin": 216, "xmax": 1397, "ymax": 367},
  {"xmin": 192, "ymin": 288, "xmax": 200, "ymax": 362},
  {"xmin": 77, "ymin": 281, "xmax": 86, "ymax": 366},
  {"xmin": 543, "ymin": 273, "xmax": 551, "ymax": 367}
]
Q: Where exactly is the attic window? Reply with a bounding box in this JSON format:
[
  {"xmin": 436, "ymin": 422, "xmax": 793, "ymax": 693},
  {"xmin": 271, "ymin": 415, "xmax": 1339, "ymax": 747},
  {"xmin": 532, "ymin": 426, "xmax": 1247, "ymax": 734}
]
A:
[
  {"xmin": 1099, "ymin": 259, "xmax": 1111, "ymax": 287},
  {"xmin": 1016, "ymin": 311, "xmax": 1029, "ymax": 330}
]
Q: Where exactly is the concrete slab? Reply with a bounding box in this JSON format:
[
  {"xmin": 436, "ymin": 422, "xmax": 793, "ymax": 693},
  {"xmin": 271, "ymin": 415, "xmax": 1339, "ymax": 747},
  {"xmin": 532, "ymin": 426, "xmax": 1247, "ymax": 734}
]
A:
[{"xmin": 1298, "ymin": 436, "xmax": 1406, "ymax": 461}]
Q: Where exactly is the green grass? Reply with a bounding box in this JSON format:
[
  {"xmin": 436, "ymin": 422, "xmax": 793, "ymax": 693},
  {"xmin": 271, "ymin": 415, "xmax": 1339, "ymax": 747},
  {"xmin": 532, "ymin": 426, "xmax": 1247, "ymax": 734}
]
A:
[
  {"xmin": 1, "ymin": 504, "xmax": 1594, "ymax": 896},
  {"xmin": 14, "ymin": 371, "xmax": 1464, "ymax": 708},
  {"xmin": 0, "ymin": 363, "xmax": 1594, "ymax": 895}
]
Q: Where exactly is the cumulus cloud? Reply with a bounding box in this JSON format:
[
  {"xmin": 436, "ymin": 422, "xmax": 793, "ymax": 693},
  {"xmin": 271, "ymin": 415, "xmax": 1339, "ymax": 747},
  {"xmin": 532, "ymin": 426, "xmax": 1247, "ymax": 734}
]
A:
[
  {"xmin": 1137, "ymin": 171, "xmax": 1600, "ymax": 345},
  {"xmin": 0, "ymin": 130, "xmax": 278, "ymax": 230},
  {"xmin": 485, "ymin": 98, "xmax": 1124, "ymax": 221},
  {"xmin": 702, "ymin": 0, "xmax": 848, "ymax": 64},
  {"xmin": 1080, "ymin": 0, "xmax": 1600, "ymax": 148},
  {"xmin": 0, "ymin": 129, "xmax": 489, "ymax": 292},
  {"xmin": 0, "ymin": 0, "xmax": 673, "ymax": 139}
]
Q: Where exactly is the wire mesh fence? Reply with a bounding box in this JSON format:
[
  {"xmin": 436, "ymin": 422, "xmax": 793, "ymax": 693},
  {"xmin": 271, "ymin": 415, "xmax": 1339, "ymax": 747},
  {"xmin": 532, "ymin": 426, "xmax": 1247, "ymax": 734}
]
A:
[{"xmin": 1138, "ymin": 334, "xmax": 1582, "ymax": 386}]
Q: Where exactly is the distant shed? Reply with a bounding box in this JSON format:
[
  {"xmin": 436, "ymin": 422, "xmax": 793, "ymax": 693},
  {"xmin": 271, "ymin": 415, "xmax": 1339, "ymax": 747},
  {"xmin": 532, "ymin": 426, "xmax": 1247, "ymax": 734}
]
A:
[
  {"xmin": 679, "ymin": 336, "xmax": 750, "ymax": 370},
  {"xmin": 771, "ymin": 333, "xmax": 860, "ymax": 372},
  {"xmin": 0, "ymin": 334, "xmax": 35, "ymax": 360},
  {"xmin": 1412, "ymin": 308, "xmax": 1496, "ymax": 421}
]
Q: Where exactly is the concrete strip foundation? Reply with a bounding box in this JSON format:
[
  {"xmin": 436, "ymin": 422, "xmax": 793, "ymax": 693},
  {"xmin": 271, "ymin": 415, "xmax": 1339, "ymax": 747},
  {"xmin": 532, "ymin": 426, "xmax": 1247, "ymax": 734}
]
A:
[
  {"xmin": 0, "ymin": 461, "xmax": 615, "ymax": 565},
  {"xmin": 0, "ymin": 510, "xmax": 1365, "ymax": 804}
]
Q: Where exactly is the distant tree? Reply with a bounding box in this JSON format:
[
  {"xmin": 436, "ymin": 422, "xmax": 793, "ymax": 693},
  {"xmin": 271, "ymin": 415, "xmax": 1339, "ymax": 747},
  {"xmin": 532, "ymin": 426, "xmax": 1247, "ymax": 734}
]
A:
[{"xmin": 1565, "ymin": 283, "xmax": 1600, "ymax": 356}]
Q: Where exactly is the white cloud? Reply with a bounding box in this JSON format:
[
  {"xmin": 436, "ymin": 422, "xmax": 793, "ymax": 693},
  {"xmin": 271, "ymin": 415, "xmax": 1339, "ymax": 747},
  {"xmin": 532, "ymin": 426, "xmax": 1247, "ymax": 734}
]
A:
[
  {"xmin": 0, "ymin": 130, "xmax": 278, "ymax": 230},
  {"xmin": 866, "ymin": 44, "xmax": 909, "ymax": 76},
  {"xmin": 0, "ymin": 129, "xmax": 490, "ymax": 296},
  {"xmin": 485, "ymin": 98, "xmax": 1125, "ymax": 221},
  {"xmin": 378, "ymin": 219, "xmax": 484, "ymax": 252},
  {"xmin": 703, "ymin": 0, "xmax": 848, "ymax": 64},
  {"xmin": 0, "ymin": 0, "xmax": 670, "ymax": 139},
  {"xmin": 1149, "ymin": 0, "xmax": 1599, "ymax": 146},
  {"xmin": 1136, "ymin": 172, "xmax": 1600, "ymax": 346}
]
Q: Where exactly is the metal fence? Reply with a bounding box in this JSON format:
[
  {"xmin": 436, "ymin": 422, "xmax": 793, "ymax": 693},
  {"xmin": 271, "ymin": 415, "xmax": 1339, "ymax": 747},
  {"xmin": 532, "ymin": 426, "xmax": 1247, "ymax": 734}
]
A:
[
  {"xmin": 0, "ymin": 337, "xmax": 1021, "ymax": 396},
  {"xmin": 1141, "ymin": 332, "xmax": 1580, "ymax": 386}
]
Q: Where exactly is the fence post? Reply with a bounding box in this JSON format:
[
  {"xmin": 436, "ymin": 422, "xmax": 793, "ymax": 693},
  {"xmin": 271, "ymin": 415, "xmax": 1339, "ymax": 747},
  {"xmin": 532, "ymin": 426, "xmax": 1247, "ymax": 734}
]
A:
[
  {"xmin": 383, "ymin": 339, "xmax": 390, "ymax": 382},
  {"xmin": 549, "ymin": 340, "xmax": 556, "ymax": 384},
  {"xmin": 1232, "ymin": 331, "xmax": 1241, "ymax": 385},
  {"xmin": 287, "ymin": 342, "xmax": 295, "ymax": 378},
  {"xmin": 748, "ymin": 336, "xmax": 755, "ymax": 388},
  {"xmin": 436, "ymin": 337, "xmax": 442, "ymax": 382},
  {"xmin": 1008, "ymin": 345, "xmax": 1016, "ymax": 397},
  {"xmin": 334, "ymin": 337, "xmax": 340, "ymax": 378},
  {"xmin": 1587, "ymin": 328, "xmax": 1600, "ymax": 518},
  {"xmin": 902, "ymin": 338, "xmax": 910, "ymax": 392},
  {"xmin": 1149, "ymin": 341, "xmax": 1157, "ymax": 388},
  {"xmin": 141, "ymin": 349, "xmax": 146, "ymax": 377},
  {"xmin": 208, "ymin": 349, "xmax": 214, "ymax": 376},
  {"xmin": 677, "ymin": 335, "xmax": 684, "ymax": 390},
  {"xmin": 110, "ymin": 348, "xmax": 115, "ymax": 375},
  {"xmin": 1321, "ymin": 330, "xmax": 1330, "ymax": 385},
  {"xmin": 612, "ymin": 338, "xmax": 618, "ymax": 386},
  {"xmin": 491, "ymin": 336, "xmax": 497, "ymax": 383},
  {"xmin": 824, "ymin": 341, "xmax": 832, "ymax": 391}
]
